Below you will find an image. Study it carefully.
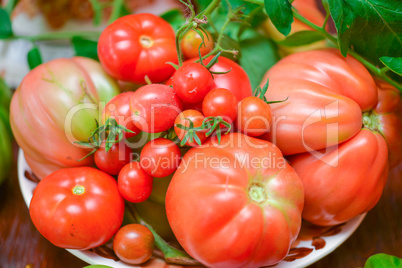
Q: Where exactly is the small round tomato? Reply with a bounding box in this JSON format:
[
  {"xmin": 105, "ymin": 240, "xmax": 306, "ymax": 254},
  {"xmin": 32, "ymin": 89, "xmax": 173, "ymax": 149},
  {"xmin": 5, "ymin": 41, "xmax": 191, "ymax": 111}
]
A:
[
  {"xmin": 174, "ymin": 109, "xmax": 207, "ymax": 147},
  {"xmin": 181, "ymin": 29, "xmax": 214, "ymax": 59},
  {"xmin": 130, "ymin": 84, "xmax": 183, "ymax": 133},
  {"xmin": 140, "ymin": 138, "xmax": 181, "ymax": 178},
  {"xmin": 203, "ymin": 88, "xmax": 238, "ymax": 124},
  {"xmin": 102, "ymin": 92, "xmax": 141, "ymax": 139},
  {"xmin": 118, "ymin": 162, "xmax": 153, "ymax": 203},
  {"xmin": 173, "ymin": 62, "xmax": 213, "ymax": 103},
  {"xmin": 98, "ymin": 13, "xmax": 177, "ymax": 84},
  {"xmin": 94, "ymin": 142, "xmax": 133, "ymax": 175},
  {"xmin": 113, "ymin": 224, "xmax": 154, "ymax": 265},
  {"xmin": 29, "ymin": 167, "xmax": 125, "ymax": 250},
  {"xmin": 237, "ymin": 96, "xmax": 272, "ymax": 137}
]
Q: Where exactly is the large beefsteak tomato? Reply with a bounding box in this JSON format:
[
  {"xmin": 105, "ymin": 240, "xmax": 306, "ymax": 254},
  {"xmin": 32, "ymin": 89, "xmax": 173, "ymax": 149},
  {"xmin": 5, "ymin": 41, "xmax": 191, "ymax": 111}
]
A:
[
  {"xmin": 10, "ymin": 57, "xmax": 120, "ymax": 179},
  {"xmin": 166, "ymin": 133, "xmax": 304, "ymax": 268}
]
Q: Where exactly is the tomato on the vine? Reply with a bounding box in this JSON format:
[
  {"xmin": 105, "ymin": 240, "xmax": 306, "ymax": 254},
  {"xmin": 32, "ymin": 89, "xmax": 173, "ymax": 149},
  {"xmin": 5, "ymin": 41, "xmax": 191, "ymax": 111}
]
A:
[
  {"xmin": 29, "ymin": 167, "xmax": 125, "ymax": 249},
  {"xmin": 181, "ymin": 29, "xmax": 214, "ymax": 59},
  {"xmin": 130, "ymin": 84, "xmax": 183, "ymax": 133},
  {"xmin": 113, "ymin": 224, "xmax": 154, "ymax": 265},
  {"xmin": 140, "ymin": 138, "xmax": 181, "ymax": 178},
  {"xmin": 174, "ymin": 109, "xmax": 207, "ymax": 147},
  {"xmin": 118, "ymin": 162, "xmax": 153, "ymax": 203},
  {"xmin": 94, "ymin": 141, "xmax": 132, "ymax": 176},
  {"xmin": 203, "ymin": 88, "xmax": 238, "ymax": 124},
  {"xmin": 98, "ymin": 13, "xmax": 177, "ymax": 84},
  {"xmin": 172, "ymin": 62, "xmax": 213, "ymax": 104}
]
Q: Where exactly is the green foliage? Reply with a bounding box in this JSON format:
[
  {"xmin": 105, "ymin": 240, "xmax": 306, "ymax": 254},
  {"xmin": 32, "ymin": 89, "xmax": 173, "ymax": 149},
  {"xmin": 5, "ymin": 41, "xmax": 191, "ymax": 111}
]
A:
[
  {"xmin": 380, "ymin": 57, "xmax": 402, "ymax": 76},
  {"xmin": 160, "ymin": 9, "xmax": 187, "ymax": 31},
  {"xmin": 364, "ymin": 253, "xmax": 402, "ymax": 268},
  {"xmin": 0, "ymin": 8, "xmax": 12, "ymax": 38},
  {"xmin": 27, "ymin": 47, "xmax": 43, "ymax": 70},
  {"xmin": 264, "ymin": 0, "xmax": 293, "ymax": 36},
  {"xmin": 277, "ymin": 30, "xmax": 325, "ymax": 47},
  {"xmin": 72, "ymin": 37, "xmax": 99, "ymax": 61}
]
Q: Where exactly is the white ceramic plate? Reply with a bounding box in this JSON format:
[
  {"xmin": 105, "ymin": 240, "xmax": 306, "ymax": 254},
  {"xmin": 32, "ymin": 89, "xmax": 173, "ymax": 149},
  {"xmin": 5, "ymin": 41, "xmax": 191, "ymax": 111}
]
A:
[{"xmin": 18, "ymin": 150, "xmax": 365, "ymax": 268}]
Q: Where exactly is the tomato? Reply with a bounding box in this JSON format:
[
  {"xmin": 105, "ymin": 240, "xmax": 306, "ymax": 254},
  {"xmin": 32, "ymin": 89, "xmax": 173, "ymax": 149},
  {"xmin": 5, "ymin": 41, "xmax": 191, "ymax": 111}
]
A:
[
  {"xmin": 98, "ymin": 13, "xmax": 177, "ymax": 84},
  {"xmin": 174, "ymin": 110, "xmax": 207, "ymax": 147},
  {"xmin": 130, "ymin": 84, "xmax": 183, "ymax": 133},
  {"xmin": 94, "ymin": 142, "xmax": 133, "ymax": 175},
  {"xmin": 289, "ymin": 129, "xmax": 388, "ymax": 226},
  {"xmin": 118, "ymin": 162, "xmax": 153, "ymax": 203},
  {"xmin": 166, "ymin": 133, "xmax": 304, "ymax": 267},
  {"xmin": 172, "ymin": 62, "xmax": 213, "ymax": 103},
  {"xmin": 202, "ymin": 88, "xmax": 238, "ymax": 124},
  {"xmin": 29, "ymin": 167, "xmax": 125, "ymax": 249},
  {"xmin": 10, "ymin": 57, "xmax": 120, "ymax": 179},
  {"xmin": 113, "ymin": 224, "xmax": 154, "ymax": 265},
  {"xmin": 182, "ymin": 56, "xmax": 252, "ymax": 102},
  {"xmin": 236, "ymin": 96, "xmax": 272, "ymax": 137},
  {"xmin": 102, "ymin": 92, "xmax": 141, "ymax": 139},
  {"xmin": 181, "ymin": 29, "xmax": 214, "ymax": 59},
  {"xmin": 140, "ymin": 138, "xmax": 181, "ymax": 178}
]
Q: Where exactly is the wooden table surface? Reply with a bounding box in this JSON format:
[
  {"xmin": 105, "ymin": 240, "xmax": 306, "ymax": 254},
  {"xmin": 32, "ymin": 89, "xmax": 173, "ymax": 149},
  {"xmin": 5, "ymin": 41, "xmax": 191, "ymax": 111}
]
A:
[{"xmin": 0, "ymin": 144, "xmax": 401, "ymax": 268}]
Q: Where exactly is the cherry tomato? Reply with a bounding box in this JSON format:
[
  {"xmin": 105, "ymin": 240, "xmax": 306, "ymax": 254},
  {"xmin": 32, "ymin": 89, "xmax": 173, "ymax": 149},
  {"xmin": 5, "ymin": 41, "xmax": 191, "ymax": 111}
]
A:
[
  {"xmin": 113, "ymin": 224, "xmax": 154, "ymax": 265},
  {"xmin": 203, "ymin": 88, "xmax": 238, "ymax": 124},
  {"xmin": 174, "ymin": 109, "xmax": 207, "ymax": 147},
  {"xmin": 130, "ymin": 84, "xmax": 183, "ymax": 133},
  {"xmin": 29, "ymin": 167, "xmax": 125, "ymax": 249},
  {"xmin": 236, "ymin": 96, "xmax": 273, "ymax": 137},
  {"xmin": 94, "ymin": 142, "xmax": 133, "ymax": 176},
  {"xmin": 102, "ymin": 92, "xmax": 141, "ymax": 139},
  {"xmin": 181, "ymin": 29, "xmax": 214, "ymax": 59},
  {"xmin": 98, "ymin": 13, "xmax": 177, "ymax": 84},
  {"xmin": 140, "ymin": 138, "xmax": 181, "ymax": 178},
  {"xmin": 172, "ymin": 62, "xmax": 213, "ymax": 103},
  {"xmin": 118, "ymin": 162, "xmax": 153, "ymax": 203}
]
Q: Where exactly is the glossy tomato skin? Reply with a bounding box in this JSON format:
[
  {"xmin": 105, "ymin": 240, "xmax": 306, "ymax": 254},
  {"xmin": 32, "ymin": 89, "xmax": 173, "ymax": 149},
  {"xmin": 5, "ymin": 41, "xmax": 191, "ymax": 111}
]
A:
[
  {"xmin": 113, "ymin": 224, "xmax": 154, "ymax": 265},
  {"xmin": 118, "ymin": 162, "xmax": 153, "ymax": 203},
  {"xmin": 140, "ymin": 138, "xmax": 181, "ymax": 178},
  {"xmin": 237, "ymin": 96, "xmax": 272, "ymax": 137},
  {"xmin": 260, "ymin": 48, "xmax": 377, "ymax": 155},
  {"xmin": 174, "ymin": 110, "xmax": 207, "ymax": 147},
  {"xmin": 172, "ymin": 62, "xmax": 213, "ymax": 103},
  {"xmin": 182, "ymin": 56, "xmax": 252, "ymax": 102},
  {"xmin": 98, "ymin": 13, "xmax": 177, "ymax": 84},
  {"xmin": 102, "ymin": 92, "xmax": 141, "ymax": 139},
  {"xmin": 130, "ymin": 84, "xmax": 183, "ymax": 133},
  {"xmin": 29, "ymin": 167, "xmax": 125, "ymax": 249},
  {"xmin": 10, "ymin": 57, "xmax": 120, "ymax": 179},
  {"xmin": 166, "ymin": 133, "xmax": 304, "ymax": 268},
  {"xmin": 94, "ymin": 142, "xmax": 133, "ymax": 175},
  {"xmin": 202, "ymin": 88, "xmax": 238, "ymax": 124},
  {"xmin": 181, "ymin": 29, "xmax": 214, "ymax": 59},
  {"xmin": 289, "ymin": 129, "xmax": 388, "ymax": 226}
]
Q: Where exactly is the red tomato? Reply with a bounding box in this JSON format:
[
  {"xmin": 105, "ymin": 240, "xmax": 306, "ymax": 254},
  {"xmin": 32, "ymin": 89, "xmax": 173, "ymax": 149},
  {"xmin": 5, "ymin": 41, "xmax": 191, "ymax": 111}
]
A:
[
  {"xmin": 102, "ymin": 92, "xmax": 141, "ymax": 139},
  {"xmin": 174, "ymin": 109, "xmax": 207, "ymax": 147},
  {"xmin": 94, "ymin": 142, "xmax": 133, "ymax": 175},
  {"xmin": 181, "ymin": 29, "xmax": 214, "ymax": 59},
  {"xmin": 98, "ymin": 13, "xmax": 177, "ymax": 84},
  {"xmin": 166, "ymin": 133, "xmax": 304, "ymax": 267},
  {"xmin": 113, "ymin": 224, "xmax": 154, "ymax": 265},
  {"xmin": 9, "ymin": 57, "xmax": 120, "ymax": 179},
  {"xmin": 29, "ymin": 167, "xmax": 125, "ymax": 249},
  {"xmin": 289, "ymin": 129, "xmax": 388, "ymax": 226},
  {"xmin": 181, "ymin": 56, "xmax": 252, "ymax": 102},
  {"xmin": 130, "ymin": 84, "xmax": 183, "ymax": 133},
  {"xmin": 118, "ymin": 162, "xmax": 153, "ymax": 203},
  {"xmin": 236, "ymin": 96, "xmax": 272, "ymax": 137},
  {"xmin": 172, "ymin": 62, "xmax": 213, "ymax": 103},
  {"xmin": 140, "ymin": 138, "xmax": 181, "ymax": 178},
  {"xmin": 202, "ymin": 88, "xmax": 238, "ymax": 124}
]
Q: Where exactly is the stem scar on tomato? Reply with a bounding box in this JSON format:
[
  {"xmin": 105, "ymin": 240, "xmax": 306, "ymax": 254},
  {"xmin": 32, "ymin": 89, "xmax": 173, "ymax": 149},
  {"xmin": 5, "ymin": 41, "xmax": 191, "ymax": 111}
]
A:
[
  {"xmin": 248, "ymin": 183, "xmax": 267, "ymax": 204},
  {"xmin": 72, "ymin": 185, "xmax": 85, "ymax": 195}
]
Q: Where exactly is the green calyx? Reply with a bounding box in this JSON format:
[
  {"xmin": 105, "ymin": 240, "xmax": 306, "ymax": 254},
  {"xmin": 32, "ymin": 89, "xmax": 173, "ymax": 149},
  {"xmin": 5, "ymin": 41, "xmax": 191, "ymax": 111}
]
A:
[
  {"xmin": 248, "ymin": 183, "xmax": 267, "ymax": 204},
  {"xmin": 362, "ymin": 111, "xmax": 380, "ymax": 132}
]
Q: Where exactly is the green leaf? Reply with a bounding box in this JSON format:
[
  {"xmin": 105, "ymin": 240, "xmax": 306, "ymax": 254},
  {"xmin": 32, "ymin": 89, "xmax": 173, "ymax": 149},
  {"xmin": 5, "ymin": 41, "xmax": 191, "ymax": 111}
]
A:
[
  {"xmin": 83, "ymin": 265, "xmax": 114, "ymax": 268},
  {"xmin": 328, "ymin": 0, "xmax": 402, "ymax": 63},
  {"xmin": 4, "ymin": 0, "xmax": 17, "ymax": 15},
  {"xmin": 89, "ymin": 0, "xmax": 103, "ymax": 26},
  {"xmin": 27, "ymin": 47, "xmax": 43, "ymax": 70},
  {"xmin": 108, "ymin": 0, "xmax": 125, "ymax": 24},
  {"xmin": 0, "ymin": 77, "xmax": 12, "ymax": 111},
  {"xmin": 72, "ymin": 37, "xmax": 99, "ymax": 60},
  {"xmin": 239, "ymin": 29, "xmax": 280, "ymax": 89},
  {"xmin": 277, "ymin": 30, "xmax": 325, "ymax": 47},
  {"xmin": 160, "ymin": 9, "xmax": 186, "ymax": 31},
  {"xmin": 364, "ymin": 253, "xmax": 402, "ymax": 268},
  {"xmin": 380, "ymin": 57, "xmax": 402, "ymax": 76},
  {"xmin": 0, "ymin": 8, "xmax": 13, "ymax": 38},
  {"xmin": 263, "ymin": 0, "xmax": 293, "ymax": 36}
]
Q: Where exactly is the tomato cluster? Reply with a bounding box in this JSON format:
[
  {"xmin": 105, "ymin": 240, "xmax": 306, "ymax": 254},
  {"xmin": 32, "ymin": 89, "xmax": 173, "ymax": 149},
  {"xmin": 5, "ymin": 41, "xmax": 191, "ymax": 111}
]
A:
[{"xmin": 9, "ymin": 8, "xmax": 401, "ymax": 268}]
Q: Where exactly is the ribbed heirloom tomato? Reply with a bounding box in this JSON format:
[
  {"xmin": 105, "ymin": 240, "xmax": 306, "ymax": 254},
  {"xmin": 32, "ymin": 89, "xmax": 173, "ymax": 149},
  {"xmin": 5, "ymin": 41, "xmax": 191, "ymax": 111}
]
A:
[{"xmin": 166, "ymin": 133, "xmax": 304, "ymax": 268}]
